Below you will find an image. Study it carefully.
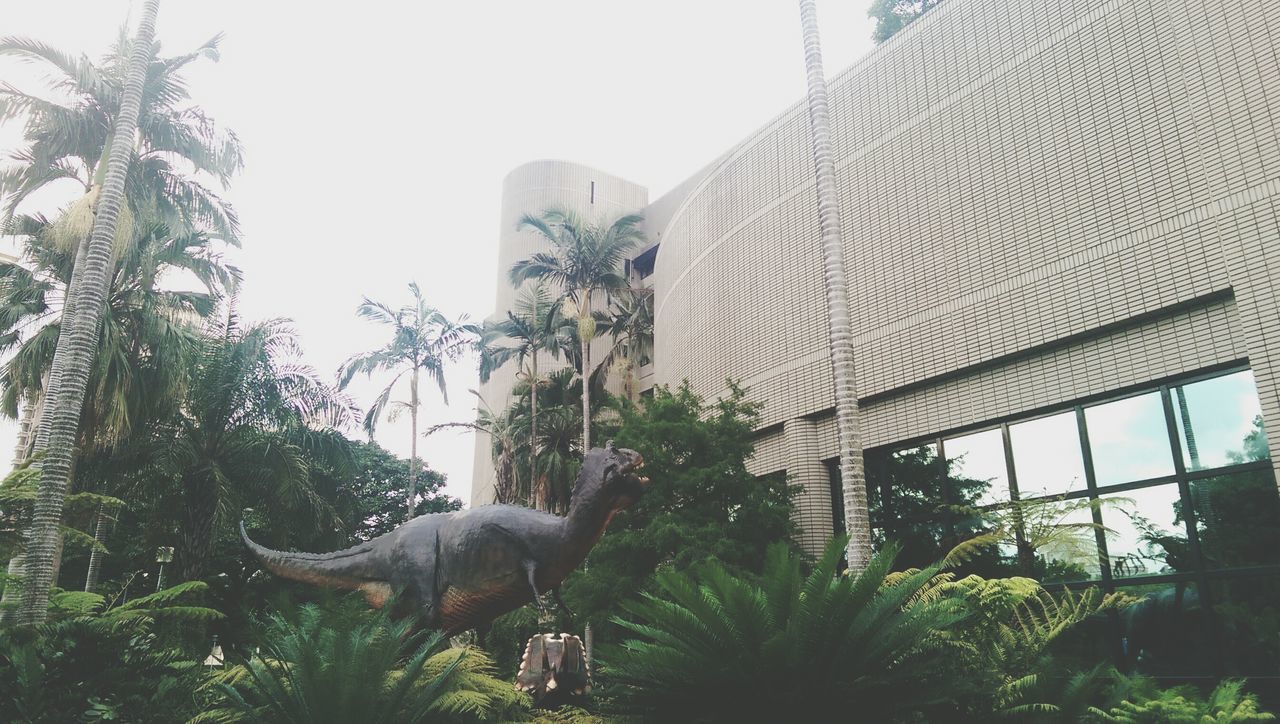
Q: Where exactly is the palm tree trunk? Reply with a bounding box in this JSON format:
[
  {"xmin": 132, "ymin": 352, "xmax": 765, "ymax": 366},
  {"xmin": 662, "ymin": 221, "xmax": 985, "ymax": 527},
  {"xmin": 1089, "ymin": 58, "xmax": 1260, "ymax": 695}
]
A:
[
  {"xmin": 178, "ymin": 475, "xmax": 217, "ymax": 582},
  {"xmin": 83, "ymin": 502, "xmax": 113, "ymax": 591},
  {"xmin": 17, "ymin": 0, "xmax": 160, "ymax": 625},
  {"xmin": 581, "ymin": 331, "xmax": 592, "ymax": 452},
  {"xmin": 798, "ymin": 0, "xmax": 872, "ymax": 573},
  {"xmin": 408, "ymin": 368, "xmax": 419, "ymax": 521},
  {"xmin": 530, "ymin": 357, "xmax": 541, "ymax": 510}
]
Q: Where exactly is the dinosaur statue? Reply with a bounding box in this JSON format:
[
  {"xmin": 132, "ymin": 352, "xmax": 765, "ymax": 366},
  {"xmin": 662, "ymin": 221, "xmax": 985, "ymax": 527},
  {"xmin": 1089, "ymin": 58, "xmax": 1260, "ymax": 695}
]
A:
[{"xmin": 241, "ymin": 443, "xmax": 648, "ymax": 634}]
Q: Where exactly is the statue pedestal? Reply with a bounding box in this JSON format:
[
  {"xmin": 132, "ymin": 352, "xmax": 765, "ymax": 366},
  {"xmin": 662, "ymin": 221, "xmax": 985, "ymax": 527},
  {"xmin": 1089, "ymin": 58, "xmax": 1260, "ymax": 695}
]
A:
[{"xmin": 515, "ymin": 632, "xmax": 591, "ymax": 705}]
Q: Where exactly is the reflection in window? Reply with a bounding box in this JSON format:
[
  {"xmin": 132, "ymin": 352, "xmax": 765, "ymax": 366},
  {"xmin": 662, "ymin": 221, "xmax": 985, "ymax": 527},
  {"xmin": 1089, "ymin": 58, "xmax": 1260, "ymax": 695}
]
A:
[
  {"xmin": 1009, "ymin": 499, "xmax": 1100, "ymax": 582},
  {"xmin": 943, "ymin": 428, "xmax": 1009, "ymax": 506},
  {"xmin": 1098, "ymin": 486, "xmax": 1187, "ymax": 579},
  {"xmin": 1084, "ymin": 392, "xmax": 1175, "ymax": 485},
  {"xmin": 1211, "ymin": 577, "xmax": 1280, "ymax": 680},
  {"xmin": 1010, "ymin": 412, "xmax": 1087, "ymax": 497},
  {"xmin": 1172, "ymin": 370, "xmax": 1270, "ymax": 471},
  {"xmin": 1117, "ymin": 582, "xmax": 1212, "ymax": 678},
  {"xmin": 1191, "ymin": 470, "xmax": 1280, "ymax": 569}
]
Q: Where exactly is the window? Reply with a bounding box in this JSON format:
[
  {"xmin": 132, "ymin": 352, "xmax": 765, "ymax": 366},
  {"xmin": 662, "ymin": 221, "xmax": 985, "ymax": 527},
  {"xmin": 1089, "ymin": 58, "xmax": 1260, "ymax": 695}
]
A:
[
  {"xmin": 1010, "ymin": 411, "xmax": 1087, "ymax": 498},
  {"xmin": 1084, "ymin": 392, "xmax": 1175, "ymax": 485},
  {"xmin": 1191, "ymin": 470, "xmax": 1280, "ymax": 569},
  {"xmin": 943, "ymin": 428, "xmax": 1009, "ymax": 506},
  {"xmin": 1172, "ymin": 370, "xmax": 1269, "ymax": 471},
  {"xmin": 1098, "ymin": 485, "xmax": 1185, "ymax": 579}
]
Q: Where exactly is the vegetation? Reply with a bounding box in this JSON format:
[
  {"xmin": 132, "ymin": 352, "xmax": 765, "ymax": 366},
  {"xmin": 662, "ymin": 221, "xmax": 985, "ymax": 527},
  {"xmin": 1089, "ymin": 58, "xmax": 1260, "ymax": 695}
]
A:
[
  {"xmin": 199, "ymin": 600, "xmax": 528, "ymax": 724},
  {"xmin": 338, "ymin": 283, "xmax": 477, "ymax": 522},
  {"xmin": 867, "ymin": 0, "xmax": 944, "ymax": 43}
]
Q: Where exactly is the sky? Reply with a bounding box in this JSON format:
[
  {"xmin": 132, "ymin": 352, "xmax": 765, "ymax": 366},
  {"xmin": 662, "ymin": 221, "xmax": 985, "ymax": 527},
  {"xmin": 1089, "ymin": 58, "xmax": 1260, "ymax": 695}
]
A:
[{"xmin": 0, "ymin": 0, "xmax": 877, "ymax": 505}]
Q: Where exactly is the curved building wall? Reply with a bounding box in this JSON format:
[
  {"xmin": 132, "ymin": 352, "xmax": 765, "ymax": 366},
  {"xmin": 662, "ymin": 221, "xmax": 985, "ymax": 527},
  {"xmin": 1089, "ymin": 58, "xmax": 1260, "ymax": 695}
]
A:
[
  {"xmin": 652, "ymin": 0, "xmax": 1280, "ymax": 553},
  {"xmin": 471, "ymin": 160, "xmax": 647, "ymax": 507}
]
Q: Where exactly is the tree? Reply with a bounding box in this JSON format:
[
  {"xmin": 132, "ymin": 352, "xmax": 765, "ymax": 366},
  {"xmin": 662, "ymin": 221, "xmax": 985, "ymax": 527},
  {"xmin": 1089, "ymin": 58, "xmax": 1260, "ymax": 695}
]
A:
[
  {"xmin": 797, "ymin": 0, "xmax": 873, "ymax": 572},
  {"xmin": 867, "ymin": 0, "xmax": 943, "ymax": 43},
  {"xmin": 510, "ymin": 208, "xmax": 645, "ymax": 453},
  {"xmin": 338, "ymin": 283, "xmax": 477, "ymax": 522},
  {"xmin": 0, "ymin": 28, "xmax": 243, "ymax": 240},
  {"xmin": 556, "ymin": 383, "xmax": 795, "ymax": 645},
  {"xmin": 17, "ymin": 0, "xmax": 161, "ymax": 626},
  {"xmin": 594, "ymin": 286, "xmax": 654, "ymax": 402},
  {"xmin": 145, "ymin": 313, "xmax": 355, "ymax": 582},
  {"xmin": 479, "ymin": 281, "xmax": 570, "ymax": 508},
  {"xmin": 328, "ymin": 441, "xmax": 460, "ymax": 542}
]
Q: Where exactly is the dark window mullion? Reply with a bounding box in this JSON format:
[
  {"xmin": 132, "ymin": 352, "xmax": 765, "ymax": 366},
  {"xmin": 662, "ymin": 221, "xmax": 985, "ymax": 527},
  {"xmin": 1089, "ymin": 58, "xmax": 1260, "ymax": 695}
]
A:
[{"xmin": 1076, "ymin": 405, "xmax": 1111, "ymax": 588}]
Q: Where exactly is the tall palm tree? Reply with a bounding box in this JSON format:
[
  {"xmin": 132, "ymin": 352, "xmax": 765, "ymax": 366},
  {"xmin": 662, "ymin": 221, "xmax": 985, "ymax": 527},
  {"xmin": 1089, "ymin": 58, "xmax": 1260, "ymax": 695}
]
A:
[
  {"xmin": 479, "ymin": 281, "xmax": 572, "ymax": 507},
  {"xmin": 17, "ymin": 0, "xmax": 160, "ymax": 626},
  {"xmin": 147, "ymin": 312, "xmax": 354, "ymax": 581},
  {"xmin": 510, "ymin": 208, "xmax": 644, "ymax": 452},
  {"xmin": 594, "ymin": 286, "xmax": 654, "ymax": 402},
  {"xmin": 798, "ymin": 0, "xmax": 872, "ymax": 572},
  {"xmin": 338, "ymin": 283, "xmax": 478, "ymax": 521},
  {"xmin": 0, "ymin": 214, "xmax": 237, "ymax": 591}
]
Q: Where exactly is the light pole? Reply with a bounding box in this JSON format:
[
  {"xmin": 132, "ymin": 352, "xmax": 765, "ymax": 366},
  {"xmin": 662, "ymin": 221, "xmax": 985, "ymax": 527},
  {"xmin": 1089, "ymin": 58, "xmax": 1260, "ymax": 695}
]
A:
[{"xmin": 155, "ymin": 546, "xmax": 173, "ymax": 592}]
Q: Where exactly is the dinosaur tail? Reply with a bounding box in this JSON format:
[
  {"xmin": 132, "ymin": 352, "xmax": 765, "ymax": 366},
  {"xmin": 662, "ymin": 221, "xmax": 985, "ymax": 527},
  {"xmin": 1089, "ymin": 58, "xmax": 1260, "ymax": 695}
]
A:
[{"xmin": 240, "ymin": 522, "xmax": 392, "ymax": 607}]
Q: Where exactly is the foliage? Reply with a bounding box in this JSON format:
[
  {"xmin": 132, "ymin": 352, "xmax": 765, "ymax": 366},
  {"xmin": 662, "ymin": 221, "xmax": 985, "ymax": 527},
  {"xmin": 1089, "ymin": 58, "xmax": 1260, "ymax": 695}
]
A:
[
  {"xmin": 0, "ymin": 581, "xmax": 222, "ymax": 722},
  {"xmin": 868, "ymin": 0, "xmax": 943, "ymax": 43},
  {"xmin": 323, "ymin": 440, "xmax": 460, "ymax": 542},
  {"xmin": 1090, "ymin": 674, "xmax": 1274, "ymax": 722},
  {"xmin": 196, "ymin": 600, "xmax": 530, "ymax": 724},
  {"xmin": 554, "ymin": 382, "xmax": 795, "ymax": 649},
  {"xmin": 140, "ymin": 311, "xmax": 355, "ymax": 581},
  {"xmin": 0, "ymin": 29, "xmax": 243, "ymax": 239},
  {"xmin": 601, "ymin": 538, "xmax": 968, "ymax": 722}
]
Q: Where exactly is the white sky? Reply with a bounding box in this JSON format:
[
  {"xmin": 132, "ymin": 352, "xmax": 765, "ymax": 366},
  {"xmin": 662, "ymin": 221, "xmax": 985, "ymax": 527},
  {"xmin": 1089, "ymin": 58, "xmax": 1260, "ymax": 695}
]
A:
[{"xmin": 0, "ymin": 0, "xmax": 876, "ymax": 504}]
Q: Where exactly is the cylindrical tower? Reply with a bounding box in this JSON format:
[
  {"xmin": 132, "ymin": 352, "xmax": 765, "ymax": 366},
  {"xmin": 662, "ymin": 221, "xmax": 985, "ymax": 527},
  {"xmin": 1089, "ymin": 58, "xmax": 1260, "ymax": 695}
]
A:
[{"xmin": 471, "ymin": 160, "xmax": 647, "ymax": 507}]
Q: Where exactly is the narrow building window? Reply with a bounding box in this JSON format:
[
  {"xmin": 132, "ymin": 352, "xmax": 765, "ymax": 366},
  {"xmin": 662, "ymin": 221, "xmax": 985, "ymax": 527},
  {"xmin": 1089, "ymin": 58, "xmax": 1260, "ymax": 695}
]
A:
[{"xmin": 590, "ymin": 180, "xmax": 595, "ymax": 204}]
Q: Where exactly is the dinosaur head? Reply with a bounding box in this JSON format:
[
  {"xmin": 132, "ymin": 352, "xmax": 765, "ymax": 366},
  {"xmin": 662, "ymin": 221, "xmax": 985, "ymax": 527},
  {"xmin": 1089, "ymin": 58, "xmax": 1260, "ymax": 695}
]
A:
[{"xmin": 572, "ymin": 441, "xmax": 648, "ymax": 514}]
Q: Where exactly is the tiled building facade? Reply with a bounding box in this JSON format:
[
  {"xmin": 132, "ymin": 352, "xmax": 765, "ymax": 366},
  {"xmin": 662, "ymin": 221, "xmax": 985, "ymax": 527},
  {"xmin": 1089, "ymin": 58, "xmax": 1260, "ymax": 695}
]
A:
[{"xmin": 474, "ymin": 0, "xmax": 1280, "ymax": 574}]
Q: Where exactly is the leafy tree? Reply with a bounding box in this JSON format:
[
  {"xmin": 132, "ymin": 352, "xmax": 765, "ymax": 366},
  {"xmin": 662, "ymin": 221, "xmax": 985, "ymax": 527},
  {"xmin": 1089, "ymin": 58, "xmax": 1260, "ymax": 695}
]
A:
[
  {"xmin": 510, "ymin": 208, "xmax": 645, "ymax": 452},
  {"xmin": 143, "ymin": 312, "xmax": 355, "ymax": 581},
  {"xmin": 197, "ymin": 601, "xmax": 530, "ymax": 724},
  {"xmin": 338, "ymin": 283, "xmax": 477, "ymax": 522},
  {"xmin": 327, "ymin": 440, "xmax": 460, "ymax": 542},
  {"xmin": 868, "ymin": 0, "xmax": 943, "ymax": 43},
  {"xmin": 557, "ymin": 382, "xmax": 795, "ymax": 646}
]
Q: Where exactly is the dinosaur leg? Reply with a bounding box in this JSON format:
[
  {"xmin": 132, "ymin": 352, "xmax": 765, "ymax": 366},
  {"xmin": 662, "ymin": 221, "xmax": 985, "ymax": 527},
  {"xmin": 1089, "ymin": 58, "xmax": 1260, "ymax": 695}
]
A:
[
  {"xmin": 522, "ymin": 559, "xmax": 547, "ymax": 615},
  {"xmin": 553, "ymin": 587, "xmax": 574, "ymax": 621}
]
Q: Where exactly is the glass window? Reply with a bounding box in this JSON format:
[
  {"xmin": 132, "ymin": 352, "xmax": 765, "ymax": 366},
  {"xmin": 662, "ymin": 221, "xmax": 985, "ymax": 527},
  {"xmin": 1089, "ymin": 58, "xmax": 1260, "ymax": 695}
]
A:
[
  {"xmin": 1117, "ymin": 582, "xmax": 1213, "ymax": 679},
  {"xmin": 1010, "ymin": 411, "xmax": 1088, "ymax": 497},
  {"xmin": 943, "ymin": 428, "xmax": 1010, "ymax": 507},
  {"xmin": 1098, "ymin": 485, "xmax": 1187, "ymax": 579},
  {"xmin": 1084, "ymin": 392, "xmax": 1175, "ymax": 485},
  {"xmin": 1020, "ymin": 499, "xmax": 1101, "ymax": 582},
  {"xmin": 1172, "ymin": 370, "xmax": 1270, "ymax": 471},
  {"xmin": 1190, "ymin": 470, "xmax": 1280, "ymax": 569},
  {"xmin": 1211, "ymin": 576, "xmax": 1280, "ymax": 682}
]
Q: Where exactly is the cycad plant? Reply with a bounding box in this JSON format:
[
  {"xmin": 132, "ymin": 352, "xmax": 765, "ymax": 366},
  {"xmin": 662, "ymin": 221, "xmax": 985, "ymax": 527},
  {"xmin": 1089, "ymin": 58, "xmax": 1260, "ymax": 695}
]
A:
[
  {"xmin": 198, "ymin": 602, "xmax": 529, "ymax": 724},
  {"xmin": 602, "ymin": 537, "xmax": 970, "ymax": 722}
]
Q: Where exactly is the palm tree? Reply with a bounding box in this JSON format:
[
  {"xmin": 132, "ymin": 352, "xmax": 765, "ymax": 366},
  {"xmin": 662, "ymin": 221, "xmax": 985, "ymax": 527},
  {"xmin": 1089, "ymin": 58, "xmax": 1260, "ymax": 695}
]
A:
[
  {"xmin": 594, "ymin": 286, "xmax": 654, "ymax": 402},
  {"xmin": 797, "ymin": 0, "xmax": 872, "ymax": 572},
  {"xmin": 17, "ymin": 0, "xmax": 161, "ymax": 626},
  {"xmin": 0, "ymin": 214, "xmax": 237, "ymax": 592},
  {"xmin": 479, "ymin": 281, "xmax": 572, "ymax": 507},
  {"xmin": 510, "ymin": 208, "xmax": 644, "ymax": 452},
  {"xmin": 0, "ymin": 29, "xmax": 243, "ymax": 241},
  {"xmin": 147, "ymin": 312, "xmax": 354, "ymax": 581},
  {"xmin": 338, "ymin": 284, "xmax": 478, "ymax": 521}
]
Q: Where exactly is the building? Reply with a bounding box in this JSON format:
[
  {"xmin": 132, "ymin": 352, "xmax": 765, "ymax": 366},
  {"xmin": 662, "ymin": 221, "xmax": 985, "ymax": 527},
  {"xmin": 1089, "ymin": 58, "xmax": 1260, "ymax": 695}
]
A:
[{"xmin": 475, "ymin": 0, "xmax": 1280, "ymax": 682}]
